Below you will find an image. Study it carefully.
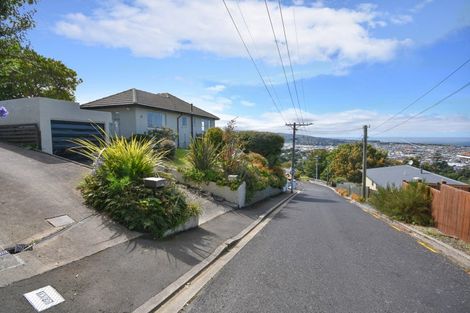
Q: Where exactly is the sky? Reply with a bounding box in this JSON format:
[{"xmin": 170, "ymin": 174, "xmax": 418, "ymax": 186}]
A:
[{"xmin": 26, "ymin": 0, "xmax": 470, "ymax": 139}]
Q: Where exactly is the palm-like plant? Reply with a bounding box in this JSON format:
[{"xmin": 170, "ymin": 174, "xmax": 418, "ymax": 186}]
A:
[
  {"xmin": 70, "ymin": 128, "xmax": 167, "ymax": 182},
  {"xmin": 187, "ymin": 136, "xmax": 220, "ymax": 172}
]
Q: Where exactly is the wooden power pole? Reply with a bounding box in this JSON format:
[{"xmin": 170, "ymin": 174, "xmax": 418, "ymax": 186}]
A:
[
  {"xmin": 286, "ymin": 122, "xmax": 313, "ymax": 193},
  {"xmin": 362, "ymin": 125, "xmax": 369, "ymax": 199}
]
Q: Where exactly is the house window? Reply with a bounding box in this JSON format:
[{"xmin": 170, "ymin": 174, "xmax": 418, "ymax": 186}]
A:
[
  {"xmin": 147, "ymin": 112, "xmax": 164, "ymax": 129},
  {"xmin": 201, "ymin": 120, "xmax": 206, "ymax": 132},
  {"xmin": 181, "ymin": 116, "xmax": 188, "ymax": 127}
]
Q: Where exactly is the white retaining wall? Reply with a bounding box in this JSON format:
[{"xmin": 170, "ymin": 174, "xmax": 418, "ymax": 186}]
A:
[{"xmin": 172, "ymin": 169, "xmax": 282, "ymax": 208}]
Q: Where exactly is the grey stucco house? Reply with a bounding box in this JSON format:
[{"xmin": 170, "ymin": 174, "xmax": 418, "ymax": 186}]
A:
[{"xmin": 81, "ymin": 88, "xmax": 219, "ymax": 148}]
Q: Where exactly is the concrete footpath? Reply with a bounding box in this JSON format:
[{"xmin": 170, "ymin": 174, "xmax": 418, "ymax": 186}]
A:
[{"xmin": 0, "ymin": 193, "xmax": 291, "ymax": 313}]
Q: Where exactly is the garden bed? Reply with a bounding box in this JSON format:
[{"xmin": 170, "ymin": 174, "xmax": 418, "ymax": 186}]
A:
[{"xmin": 171, "ymin": 169, "xmax": 282, "ymax": 208}]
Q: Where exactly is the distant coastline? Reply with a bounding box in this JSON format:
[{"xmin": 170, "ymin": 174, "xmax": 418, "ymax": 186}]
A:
[
  {"xmin": 280, "ymin": 133, "xmax": 470, "ymax": 147},
  {"xmin": 371, "ymin": 137, "xmax": 470, "ymax": 147}
]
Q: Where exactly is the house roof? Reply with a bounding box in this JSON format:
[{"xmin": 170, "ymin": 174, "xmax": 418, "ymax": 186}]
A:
[
  {"xmin": 81, "ymin": 88, "xmax": 219, "ymax": 120},
  {"xmin": 366, "ymin": 165, "xmax": 467, "ymax": 188}
]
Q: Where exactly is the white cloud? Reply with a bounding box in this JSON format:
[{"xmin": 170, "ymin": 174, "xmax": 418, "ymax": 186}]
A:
[
  {"xmin": 55, "ymin": 0, "xmax": 411, "ymax": 69},
  {"xmin": 206, "ymin": 84, "xmax": 226, "ymax": 93},
  {"xmin": 390, "ymin": 14, "xmax": 413, "ymax": 25},
  {"xmin": 410, "ymin": 0, "xmax": 433, "ymax": 13},
  {"xmin": 240, "ymin": 100, "xmax": 255, "ymax": 107},
  {"xmin": 212, "ymin": 108, "xmax": 470, "ymax": 137}
]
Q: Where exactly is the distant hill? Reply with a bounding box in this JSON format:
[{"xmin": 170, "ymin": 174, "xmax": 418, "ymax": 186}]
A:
[{"xmin": 278, "ymin": 133, "xmax": 356, "ymax": 146}]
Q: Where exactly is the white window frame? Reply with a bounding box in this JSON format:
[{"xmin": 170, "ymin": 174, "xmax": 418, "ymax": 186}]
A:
[{"xmin": 147, "ymin": 112, "xmax": 165, "ymax": 129}]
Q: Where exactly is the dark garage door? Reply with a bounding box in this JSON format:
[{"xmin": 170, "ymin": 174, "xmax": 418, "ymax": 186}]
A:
[{"xmin": 51, "ymin": 120, "xmax": 104, "ymax": 162}]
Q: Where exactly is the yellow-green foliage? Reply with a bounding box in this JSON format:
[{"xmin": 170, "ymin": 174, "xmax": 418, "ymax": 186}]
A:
[{"xmin": 72, "ymin": 133, "xmax": 166, "ymax": 182}]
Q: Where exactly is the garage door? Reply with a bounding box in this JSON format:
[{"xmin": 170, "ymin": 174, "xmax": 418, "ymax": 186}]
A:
[{"xmin": 51, "ymin": 120, "xmax": 104, "ymax": 162}]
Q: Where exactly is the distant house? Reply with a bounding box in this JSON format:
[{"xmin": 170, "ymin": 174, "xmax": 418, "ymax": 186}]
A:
[
  {"xmin": 81, "ymin": 88, "xmax": 219, "ymax": 148},
  {"xmin": 0, "ymin": 97, "xmax": 111, "ymax": 160},
  {"xmin": 366, "ymin": 165, "xmax": 467, "ymax": 191}
]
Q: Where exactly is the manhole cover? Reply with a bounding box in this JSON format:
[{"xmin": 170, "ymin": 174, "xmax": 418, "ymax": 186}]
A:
[
  {"xmin": 24, "ymin": 285, "xmax": 65, "ymax": 312},
  {"xmin": 46, "ymin": 215, "xmax": 75, "ymax": 227}
]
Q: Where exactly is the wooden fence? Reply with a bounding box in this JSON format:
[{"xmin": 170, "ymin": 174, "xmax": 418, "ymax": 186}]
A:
[
  {"xmin": 429, "ymin": 183, "xmax": 470, "ymax": 242},
  {"xmin": 0, "ymin": 124, "xmax": 41, "ymax": 148}
]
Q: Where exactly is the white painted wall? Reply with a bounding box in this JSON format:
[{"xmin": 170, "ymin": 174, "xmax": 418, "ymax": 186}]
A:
[
  {"xmin": 0, "ymin": 97, "xmax": 112, "ymax": 154},
  {"xmin": 0, "ymin": 98, "xmax": 41, "ymax": 125},
  {"xmin": 366, "ymin": 177, "xmax": 377, "ymax": 191}
]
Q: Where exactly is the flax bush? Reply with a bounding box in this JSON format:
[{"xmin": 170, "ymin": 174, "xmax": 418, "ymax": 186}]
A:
[
  {"xmin": 369, "ymin": 182, "xmax": 433, "ymax": 226},
  {"xmin": 72, "ymin": 131, "xmax": 199, "ymax": 237}
]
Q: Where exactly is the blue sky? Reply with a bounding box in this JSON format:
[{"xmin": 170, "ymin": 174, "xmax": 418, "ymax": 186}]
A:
[{"xmin": 27, "ymin": 0, "xmax": 470, "ymax": 138}]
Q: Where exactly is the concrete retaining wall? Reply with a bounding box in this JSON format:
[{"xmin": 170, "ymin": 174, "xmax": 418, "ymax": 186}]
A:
[
  {"xmin": 171, "ymin": 169, "xmax": 282, "ymax": 208},
  {"xmin": 247, "ymin": 187, "xmax": 283, "ymax": 206}
]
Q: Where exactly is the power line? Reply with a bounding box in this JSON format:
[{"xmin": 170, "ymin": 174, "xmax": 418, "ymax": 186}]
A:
[
  {"xmin": 234, "ymin": 0, "xmax": 288, "ymax": 114},
  {"xmin": 307, "ymin": 126, "xmax": 364, "ymax": 134},
  {"xmin": 278, "ymin": 0, "xmax": 303, "ymax": 123},
  {"xmin": 373, "ymin": 81, "xmax": 470, "ymax": 135},
  {"xmin": 222, "ymin": 0, "xmax": 287, "ymax": 123},
  {"xmin": 292, "ymin": 6, "xmax": 307, "ymax": 117},
  {"xmin": 374, "ymin": 56, "xmax": 470, "ymax": 130},
  {"xmin": 263, "ymin": 0, "xmax": 301, "ymax": 123}
]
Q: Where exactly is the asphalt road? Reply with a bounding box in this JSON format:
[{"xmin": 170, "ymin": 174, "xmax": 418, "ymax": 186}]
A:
[{"xmin": 184, "ymin": 183, "xmax": 470, "ymax": 313}]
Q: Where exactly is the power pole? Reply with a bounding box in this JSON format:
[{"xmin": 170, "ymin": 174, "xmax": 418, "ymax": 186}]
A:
[
  {"xmin": 286, "ymin": 122, "xmax": 313, "ymax": 193},
  {"xmin": 315, "ymin": 156, "xmax": 319, "ymax": 180},
  {"xmin": 362, "ymin": 125, "xmax": 368, "ymax": 199}
]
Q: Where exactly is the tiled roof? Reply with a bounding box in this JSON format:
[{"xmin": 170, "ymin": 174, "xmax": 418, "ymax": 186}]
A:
[
  {"xmin": 81, "ymin": 88, "xmax": 219, "ymax": 120},
  {"xmin": 367, "ymin": 165, "xmax": 467, "ymax": 188}
]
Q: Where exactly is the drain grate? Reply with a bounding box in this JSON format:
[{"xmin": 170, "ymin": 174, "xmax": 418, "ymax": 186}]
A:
[
  {"xmin": 5, "ymin": 244, "xmax": 31, "ymax": 254},
  {"xmin": 46, "ymin": 215, "xmax": 75, "ymax": 227},
  {"xmin": 0, "ymin": 249, "xmax": 22, "ymax": 272}
]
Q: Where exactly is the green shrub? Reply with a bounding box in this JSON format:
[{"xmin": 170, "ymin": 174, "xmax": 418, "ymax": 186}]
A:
[
  {"xmin": 72, "ymin": 132, "xmax": 199, "ymax": 237},
  {"xmin": 80, "ymin": 175, "xmax": 199, "ymax": 237},
  {"xmin": 241, "ymin": 152, "xmax": 287, "ymax": 199},
  {"xmin": 160, "ymin": 139, "xmax": 176, "ymax": 160},
  {"xmin": 182, "ymin": 120, "xmax": 287, "ymax": 201},
  {"xmin": 205, "ymin": 127, "xmax": 224, "ymax": 148},
  {"xmin": 238, "ymin": 131, "xmax": 284, "ymax": 167},
  {"xmin": 369, "ymin": 182, "xmax": 433, "ymax": 225},
  {"xmin": 146, "ymin": 127, "xmax": 177, "ymax": 141},
  {"xmin": 182, "ymin": 167, "xmax": 222, "ymax": 185}
]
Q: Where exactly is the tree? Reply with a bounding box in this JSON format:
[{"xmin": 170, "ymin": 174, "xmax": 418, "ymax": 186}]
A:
[
  {"xmin": 238, "ymin": 131, "xmax": 284, "ymax": 167},
  {"xmin": 301, "ymin": 149, "xmax": 329, "ymax": 179},
  {"xmin": 1, "ymin": 0, "xmax": 37, "ymax": 42},
  {"xmin": 326, "ymin": 143, "xmax": 388, "ymax": 183},
  {"xmin": 0, "ymin": 0, "xmax": 82, "ymax": 101},
  {"xmin": 0, "ymin": 41, "xmax": 82, "ymax": 100}
]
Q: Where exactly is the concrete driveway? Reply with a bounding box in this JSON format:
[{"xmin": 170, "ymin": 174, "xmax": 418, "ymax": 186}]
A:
[{"xmin": 0, "ymin": 142, "xmax": 93, "ymax": 247}]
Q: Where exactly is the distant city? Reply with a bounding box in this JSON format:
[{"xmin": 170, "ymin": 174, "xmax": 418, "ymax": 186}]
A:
[{"xmin": 280, "ymin": 134, "xmax": 470, "ymax": 169}]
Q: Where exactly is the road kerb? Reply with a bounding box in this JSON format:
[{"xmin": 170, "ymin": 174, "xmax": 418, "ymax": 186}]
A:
[{"xmin": 132, "ymin": 191, "xmax": 299, "ymax": 313}]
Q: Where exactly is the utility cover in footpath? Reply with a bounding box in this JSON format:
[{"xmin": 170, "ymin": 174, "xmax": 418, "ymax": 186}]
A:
[{"xmin": 24, "ymin": 286, "xmax": 65, "ymax": 312}]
